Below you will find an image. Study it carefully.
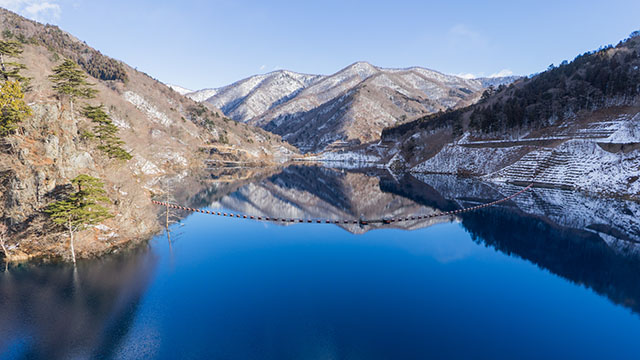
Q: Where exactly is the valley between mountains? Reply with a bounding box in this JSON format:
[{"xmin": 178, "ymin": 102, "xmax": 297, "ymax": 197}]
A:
[
  {"xmin": 178, "ymin": 31, "xmax": 640, "ymax": 201},
  {"xmin": 0, "ymin": 5, "xmax": 638, "ymax": 262}
]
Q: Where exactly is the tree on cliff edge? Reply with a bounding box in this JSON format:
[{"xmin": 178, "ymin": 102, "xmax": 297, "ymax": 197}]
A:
[
  {"xmin": 45, "ymin": 174, "xmax": 112, "ymax": 264},
  {"xmin": 0, "ymin": 40, "xmax": 28, "ymax": 84},
  {"xmin": 82, "ymin": 104, "xmax": 132, "ymax": 160},
  {"xmin": 0, "ymin": 39, "xmax": 31, "ymax": 137},
  {"xmin": 0, "ymin": 80, "xmax": 32, "ymax": 136},
  {"xmin": 49, "ymin": 59, "xmax": 97, "ymax": 119}
]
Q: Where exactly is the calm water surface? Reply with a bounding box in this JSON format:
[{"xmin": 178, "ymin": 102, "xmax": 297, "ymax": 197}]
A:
[{"xmin": 1, "ymin": 166, "xmax": 640, "ymax": 359}]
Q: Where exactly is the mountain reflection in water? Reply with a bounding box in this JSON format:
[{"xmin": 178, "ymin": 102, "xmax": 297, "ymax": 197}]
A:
[
  {"xmin": 1, "ymin": 165, "xmax": 639, "ymax": 359},
  {"xmin": 198, "ymin": 166, "xmax": 640, "ymax": 312}
]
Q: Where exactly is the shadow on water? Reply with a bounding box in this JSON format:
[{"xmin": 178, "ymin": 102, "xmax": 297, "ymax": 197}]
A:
[{"xmin": 0, "ymin": 246, "xmax": 157, "ymax": 359}]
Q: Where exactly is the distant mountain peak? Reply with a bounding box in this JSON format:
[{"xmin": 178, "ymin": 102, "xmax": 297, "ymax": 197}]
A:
[
  {"xmin": 187, "ymin": 62, "xmax": 515, "ymax": 153},
  {"xmin": 339, "ymin": 61, "xmax": 380, "ymax": 77}
]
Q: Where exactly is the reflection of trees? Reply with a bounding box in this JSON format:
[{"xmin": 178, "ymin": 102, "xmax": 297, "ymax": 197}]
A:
[
  {"xmin": 462, "ymin": 208, "xmax": 640, "ymax": 315},
  {"xmin": 0, "ymin": 246, "xmax": 157, "ymax": 359},
  {"xmin": 377, "ymin": 171, "xmax": 460, "ymax": 212},
  {"xmin": 380, "ymin": 172, "xmax": 640, "ymax": 315},
  {"xmin": 267, "ymin": 166, "xmax": 352, "ymax": 211},
  {"xmin": 186, "ymin": 167, "xmax": 280, "ymax": 209}
]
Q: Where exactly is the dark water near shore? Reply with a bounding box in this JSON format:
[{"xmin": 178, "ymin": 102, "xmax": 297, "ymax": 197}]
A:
[{"xmin": 2, "ymin": 166, "xmax": 640, "ymax": 359}]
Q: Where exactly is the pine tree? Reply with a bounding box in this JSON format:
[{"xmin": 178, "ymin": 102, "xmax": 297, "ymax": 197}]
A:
[
  {"xmin": 49, "ymin": 59, "xmax": 97, "ymax": 118},
  {"xmin": 0, "ymin": 40, "xmax": 28, "ymax": 84},
  {"xmin": 82, "ymin": 104, "xmax": 132, "ymax": 160},
  {"xmin": 45, "ymin": 174, "xmax": 113, "ymax": 264},
  {"xmin": 0, "ymin": 80, "xmax": 32, "ymax": 136}
]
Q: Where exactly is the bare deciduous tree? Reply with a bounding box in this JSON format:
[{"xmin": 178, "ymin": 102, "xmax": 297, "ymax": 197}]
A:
[{"xmin": 0, "ymin": 222, "xmax": 9, "ymax": 261}]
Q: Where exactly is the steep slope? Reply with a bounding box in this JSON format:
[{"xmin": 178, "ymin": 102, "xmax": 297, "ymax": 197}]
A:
[
  {"xmin": 167, "ymin": 84, "xmax": 193, "ymax": 95},
  {"xmin": 379, "ymin": 32, "xmax": 640, "ymax": 199},
  {"xmin": 191, "ymin": 62, "xmax": 488, "ymax": 153},
  {"xmin": 188, "ymin": 70, "xmax": 324, "ymax": 122},
  {"xmin": 0, "ymin": 8, "xmax": 294, "ymax": 261},
  {"xmin": 475, "ymin": 76, "xmax": 523, "ymax": 88},
  {"xmin": 255, "ymin": 64, "xmax": 485, "ymax": 151}
]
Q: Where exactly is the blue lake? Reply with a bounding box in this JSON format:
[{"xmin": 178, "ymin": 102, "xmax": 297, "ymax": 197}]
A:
[{"xmin": 2, "ymin": 167, "xmax": 640, "ymax": 359}]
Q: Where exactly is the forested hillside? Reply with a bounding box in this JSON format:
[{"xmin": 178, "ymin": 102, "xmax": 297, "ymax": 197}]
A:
[
  {"xmin": 384, "ymin": 31, "xmax": 640, "ymax": 140},
  {"xmin": 373, "ymin": 32, "xmax": 640, "ymax": 199}
]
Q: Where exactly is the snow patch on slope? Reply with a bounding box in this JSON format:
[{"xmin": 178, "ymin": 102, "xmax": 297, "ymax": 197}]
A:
[
  {"xmin": 412, "ymin": 144, "xmax": 529, "ymax": 175},
  {"xmin": 167, "ymin": 84, "xmax": 193, "ymax": 95},
  {"xmin": 124, "ymin": 91, "xmax": 173, "ymax": 126}
]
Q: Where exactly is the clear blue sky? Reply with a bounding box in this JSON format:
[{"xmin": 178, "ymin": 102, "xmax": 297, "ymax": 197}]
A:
[{"xmin": 2, "ymin": 0, "xmax": 639, "ymax": 90}]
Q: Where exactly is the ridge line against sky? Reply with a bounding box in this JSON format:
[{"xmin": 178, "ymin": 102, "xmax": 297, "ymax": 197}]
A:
[{"xmin": 0, "ymin": 0, "xmax": 639, "ymax": 90}]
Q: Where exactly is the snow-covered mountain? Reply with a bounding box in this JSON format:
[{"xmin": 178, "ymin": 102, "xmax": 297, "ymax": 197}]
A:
[
  {"xmin": 475, "ymin": 76, "xmax": 523, "ymax": 88},
  {"xmin": 254, "ymin": 63, "xmax": 486, "ymax": 151},
  {"xmin": 373, "ymin": 33, "xmax": 640, "ymax": 200},
  {"xmin": 187, "ymin": 70, "xmax": 324, "ymax": 122},
  {"xmin": 189, "ymin": 62, "xmax": 493, "ymax": 152},
  {"xmin": 167, "ymin": 84, "xmax": 193, "ymax": 95}
]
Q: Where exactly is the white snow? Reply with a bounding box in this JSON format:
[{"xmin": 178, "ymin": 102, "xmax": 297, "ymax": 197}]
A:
[
  {"xmin": 131, "ymin": 155, "xmax": 164, "ymax": 176},
  {"xmin": 167, "ymin": 84, "xmax": 193, "ymax": 95},
  {"xmin": 412, "ymin": 144, "xmax": 527, "ymax": 175},
  {"xmin": 491, "ymin": 139, "xmax": 640, "ymax": 197},
  {"xmin": 124, "ymin": 91, "xmax": 173, "ymax": 126}
]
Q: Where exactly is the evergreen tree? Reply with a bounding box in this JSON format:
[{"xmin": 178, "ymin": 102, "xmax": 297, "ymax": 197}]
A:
[
  {"xmin": 45, "ymin": 174, "xmax": 112, "ymax": 264},
  {"xmin": 82, "ymin": 105, "xmax": 132, "ymax": 160},
  {"xmin": 0, "ymin": 80, "xmax": 32, "ymax": 136},
  {"xmin": 48, "ymin": 59, "xmax": 97, "ymax": 117},
  {"xmin": 0, "ymin": 40, "xmax": 28, "ymax": 84}
]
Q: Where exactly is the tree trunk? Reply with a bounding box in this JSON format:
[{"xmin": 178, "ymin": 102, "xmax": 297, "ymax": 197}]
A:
[
  {"xmin": 68, "ymin": 218, "xmax": 76, "ymax": 264},
  {"xmin": 0, "ymin": 239, "xmax": 8, "ymax": 262},
  {"xmin": 70, "ymin": 99, "xmax": 75, "ymax": 123},
  {"xmin": 0, "ymin": 53, "xmax": 7, "ymax": 80}
]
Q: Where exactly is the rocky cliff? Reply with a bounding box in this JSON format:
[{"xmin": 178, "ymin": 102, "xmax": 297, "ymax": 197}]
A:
[{"xmin": 0, "ymin": 8, "xmax": 296, "ymax": 262}]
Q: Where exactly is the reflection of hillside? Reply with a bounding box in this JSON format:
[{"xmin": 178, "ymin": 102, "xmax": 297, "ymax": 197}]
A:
[
  {"xmin": 188, "ymin": 167, "xmax": 282, "ymax": 209},
  {"xmin": 410, "ymin": 173, "xmax": 640, "ymax": 246},
  {"xmin": 387, "ymin": 173, "xmax": 640, "ymax": 314},
  {"xmin": 170, "ymin": 165, "xmax": 640, "ymax": 312},
  {"xmin": 206, "ymin": 166, "xmax": 284, "ymax": 183},
  {"xmin": 207, "ymin": 166, "xmax": 448, "ymax": 234},
  {"xmin": 0, "ymin": 247, "xmax": 157, "ymax": 359},
  {"xmin": 463, "ymin": 208, "xmax": 640, "ymax": 315}
]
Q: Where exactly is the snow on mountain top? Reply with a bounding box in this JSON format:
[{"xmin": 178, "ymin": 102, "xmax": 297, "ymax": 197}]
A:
[
  {"xmin": 167, "ymin": 84, "xmax": 193, "ymax": 95},
  {"xmin": 186, "ymin": 88, "xmax": 218, "ymax": 102},
  {"xmin": 186, "ymin": 70, "xmax": 325, "ymax": 123}
]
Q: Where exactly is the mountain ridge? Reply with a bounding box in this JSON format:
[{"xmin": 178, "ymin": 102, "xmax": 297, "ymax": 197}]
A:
[
  {"xmin": 364, "ymin": 32, "xmax": 640, "ymax": 199},
  {"xmin": 186, "ymin": 61, "xmax": 514, "ymax": 152}
]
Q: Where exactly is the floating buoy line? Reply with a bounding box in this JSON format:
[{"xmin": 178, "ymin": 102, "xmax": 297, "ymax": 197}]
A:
[{"xmin": 152, "ymin": 184, "xmax": 533, "ymax": 226}]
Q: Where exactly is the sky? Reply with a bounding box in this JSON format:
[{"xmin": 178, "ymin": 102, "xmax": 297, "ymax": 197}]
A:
[{"xmin": 0, "ymin": 0, "xmax": 639, "ymax": 90}]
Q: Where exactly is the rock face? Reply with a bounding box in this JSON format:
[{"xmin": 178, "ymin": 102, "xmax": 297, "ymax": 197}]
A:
[
  {"xmin": 190, "ymin": 62, "xmax": 492, "ymax": 152},
  {"xmin": 0, "ymin": 8, "xmax": 296, "ymax": 261},
  {"xmin": 0, "ymin": 102, "xmax": 159, "ymax": 260}
]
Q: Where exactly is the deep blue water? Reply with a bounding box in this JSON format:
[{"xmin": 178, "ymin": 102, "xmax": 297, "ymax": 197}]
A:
[{"xmin": 2, "ymin": 169, "xmax": 640, "ymax": 359}]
